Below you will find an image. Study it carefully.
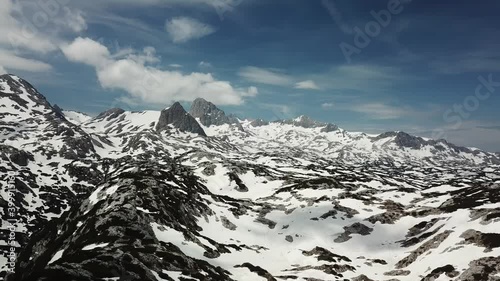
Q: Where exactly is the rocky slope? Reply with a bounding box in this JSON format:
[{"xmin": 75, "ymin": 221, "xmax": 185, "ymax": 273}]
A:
[{"xmin": 1, "ymin": 74, "xmax": 500, "ymax": 281}]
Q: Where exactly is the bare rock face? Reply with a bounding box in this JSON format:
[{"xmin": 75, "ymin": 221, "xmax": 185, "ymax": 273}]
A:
[
  {"xmin": 189, "ymin": 98, "xmax": 243, "ymax": 130},
  {"xmin": 96, "ymin": 108, "xmax": 125, "ymax": 120},
  {"xmin": 250, "ymin": 119, "xmax": 269, "ymax": 127},
  {"xmin": 421, "ymin": 265, "xmax": 459, "ymax": 281},
  {"xmin": 9, "ymin": 158, "xmax": 236, "ymax": 281},
  {"xmin": 458, "ymin": 256, "xmax": 500, "ymax": 281},
  {"xmin": 460, "ymin": 229, "xmax": 500, "ymax": 251},
  {"xmin": 334, "ymin": 222, "xmax": 373, "ymax": 243},
  {"xmin": 156, "ymin": 102, "xmax": 206, "ymax": 136},
  {"xmin": 275, "ymin": 115, "xmax": 338, "ymax": 132},
  {"xmin": 396, "ymin": 231, "xmax": 453, "ymax": 269}
]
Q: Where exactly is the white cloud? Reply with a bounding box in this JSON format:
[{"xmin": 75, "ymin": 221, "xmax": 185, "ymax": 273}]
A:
[
  {"xmin": 0, "ymin": 50, "xmax": 52, "ymax": 72},
  {"xmin": 0, "ymin": 0, "xmax": 88, "ymax": 73},
  {"xmin": 295, "ymin": 80, "xmax": 320, "ymax": 90},
  {"xmin": 0, "ymin": 0, "xmax": 88, "ymax": 54},
  {"xmin": 321, "ymin": 102, "xmax": 334, "ymax": 109},
  {"xmin": 61, "ymin": 37, "xmax": 256, "ymax": 106},
  {"xmin": 238, "ymin": 66, "xmax": 293, "ymax": 86},
  {"xmin": 61, "ymin": 37, "xmax": 111, "ymax": 67},
  {"xmin": 169, "ymin": 64, "xmax": 182, "ymax": 68},
  {"xmin": 199, "ymin": 61, "xmax": 212, "ymax": 68},
  {"xmin": 350, "ymin": 103, "xmax": 410, "ymax": 120},
  {"xmin": 0, "ymin": 65, "xmax": 7, "ymax": 75},
  {"xmin": 165, "ymin": 17, "xmax": 215, "ymax": 43},
  {"xmin": 55, "ymin": 8, "xmax": 88, "ymax": 33}
]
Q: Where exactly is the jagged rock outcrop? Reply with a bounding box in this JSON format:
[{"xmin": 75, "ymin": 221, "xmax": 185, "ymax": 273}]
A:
[
  {"xmin": 96, "ymin": 108, "xmax": 125, "ymax": 120},
  {"xmin": 250, "ymin": 119, "xmax": 269, "ymax": 127},
  {"xmin": 275, "ymin": 115, "xmax": 338, "ymax": 132},
  {"xmin": 156, "ymin": 102, "xmax": 206, "ymax": 136},
  {"xmin": 189, "ymin": 98, "xmax": 243, "ymax": 130},
  {"xmin": 8, "ymin": 158, "xmax": 236, "ymax": 281}
]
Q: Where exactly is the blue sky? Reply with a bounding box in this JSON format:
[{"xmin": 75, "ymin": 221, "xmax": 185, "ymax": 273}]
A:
[{"xmin": 1, "ymin": 0, "xmax": 500, "ymax": 151}]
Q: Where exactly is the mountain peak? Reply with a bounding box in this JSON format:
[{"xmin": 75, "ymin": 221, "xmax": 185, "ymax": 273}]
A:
[
  {"xmin": 157, "ymin": 102, "xmax": 206, "ymax": 136},
  {"xmin": 294, "ymin": 115, "xmax": 310, "ymax": 122},
  {"xmin": 189, "ymin": 98, "xmax": 243, "ymax": 130},
  {"xmin": 96, "ymin": 108, "xmax": 125, "ymax": 120},
  {"xmin": 277, "ymin": 115, "xmax": 338, "ymax": 132}
]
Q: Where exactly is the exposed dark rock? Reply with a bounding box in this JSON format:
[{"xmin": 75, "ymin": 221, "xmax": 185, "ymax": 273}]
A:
[
  {"xmin": 274, "ymin": 115, "xmax": 338, "ymax": 131},
  {"xmin": 320, "ymin": 123, "xmax": 338, "ymax": 133},
  {"xmin": 52, "ymin": 104, "xmax": 65, "ymax": 119},
  {"xmin": 8, "ymin": 159, "xmax": 237, "ymax": 281},
  {"xmin": 396, "ymin": 231, "xmax": 452, "ymax": 269},
  {"xmin": 439, "ymin": 184, "xmax": 500, "ymax": 212},
  {"xmin": 228, "ymin": 172, "xmax": 248, "ymax": 192},
  {"xmin": 421, "ymin": 264, "xmax": 459, "ymax": 281},
  {"xmin": 189, "ymin": 98, "xmax": 243, "ymax": 130},
  {"xmin": 405, "ymin": 218, "xmax": 441, "ymax": 237},
  {"xmin": 458, "ymin": 256, "xmax": 500, "ymax": 281},
  {"xmin": 220, "ymin": 216, "xmax": 237, "ymax": 231},
  {"xmin": 352, "ymin": 275, "xmax": 375, "ymax": 281},
  {"xmin": 156, "ymin": 102, "xmax": 206, "ymax": 136},
  {"xmin": 460, "ymin": 229, "xmax": 500, "ymax": 251},
  {"xmin": 96, "ymin": 108, "xmax": 125, "ymax": 120},
  {"xmin": 234, "ymin": 263, "xmax": 276, "ymax": 281},
  {"xmin": 302, "ymin": 247, "xmax": 351, "ymax": 263},
  {"xmin": 250, "ymin": 119, "xmax": 269, "ymax": 127},
  {"xmin": 3, "ymin": 147, "xmax": 34, "ymax": 166},
  {"xmin": 334, "ymin": 223, "xmax": 373, "ymax": 243},
  {"xmin": 384, "ymin": 269, "xmax": 411, "ymax": 276}
]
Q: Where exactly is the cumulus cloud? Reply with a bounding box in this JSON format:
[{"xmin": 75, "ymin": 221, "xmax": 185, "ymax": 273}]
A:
[
  {"xmin": 166, "ymin": 17, "xmax": 215, "ymax": 43},
  {"xmin": 61, "ymin": 37, "xmax": 111, "ymax": 67},
  {"xmin": 295, "ymin": 80, "xmax": 320, "ymax": 90},
  {"xmin": 238, "ymin": 66, "xmax": 293, "ymax": 86},
  {"xmin": 61, "ymin": 37, "xmax": 257, "ymax": 106}
]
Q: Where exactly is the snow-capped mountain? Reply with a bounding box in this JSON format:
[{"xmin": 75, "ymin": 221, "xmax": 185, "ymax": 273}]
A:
[
  {"xmin": 1, "ymin": 74, "xmax": 500, "ymax": 281},
  {"xmin": 77, "ymin": 95, "xmax": 499, "ymax": 166}
]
